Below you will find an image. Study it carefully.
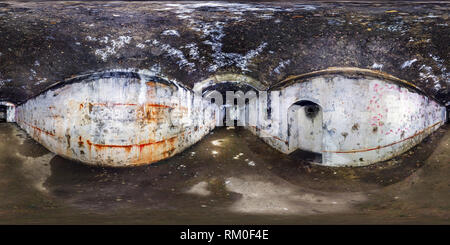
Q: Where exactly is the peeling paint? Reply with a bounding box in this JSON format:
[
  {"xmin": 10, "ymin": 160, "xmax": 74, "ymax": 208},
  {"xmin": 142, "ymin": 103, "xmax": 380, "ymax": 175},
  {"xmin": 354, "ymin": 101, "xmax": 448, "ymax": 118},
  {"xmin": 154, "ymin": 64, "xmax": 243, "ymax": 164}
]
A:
[
  {"xmin": 370, "ymin": 63, "xmax": 384, "ymax": 70},
  {"xmin": 16, "ymin": 70, "xmax": 217, "ymax": 167},
  {"xmin": 252, "ymin": 69, "xmax": 446, "ymax": 166},
  {"xmin": 272, "ymin": 60, "xmax": 291, "ymax": 75},
  {"xmin": 89, "ymin": 35, "xmax": 132, "ymax": 61},
  {"xmin": 162, "ymin": 29, "xmax": 180, "ymax": 37},
  {"xmin": 147, "ymin": 39, "xmax": 196, "ymax": 72},
  {"xmin": 401, "ymin": 59, "xmax": 417, "ymax": 69}
]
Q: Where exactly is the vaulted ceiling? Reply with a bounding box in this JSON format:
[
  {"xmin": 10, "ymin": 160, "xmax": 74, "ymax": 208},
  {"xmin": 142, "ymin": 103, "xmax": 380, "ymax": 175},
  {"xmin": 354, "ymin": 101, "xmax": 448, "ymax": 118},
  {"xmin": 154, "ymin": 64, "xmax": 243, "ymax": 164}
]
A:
[{"xmin": 0, "ymin": 1, "xmax": 448, "ymax": 106}]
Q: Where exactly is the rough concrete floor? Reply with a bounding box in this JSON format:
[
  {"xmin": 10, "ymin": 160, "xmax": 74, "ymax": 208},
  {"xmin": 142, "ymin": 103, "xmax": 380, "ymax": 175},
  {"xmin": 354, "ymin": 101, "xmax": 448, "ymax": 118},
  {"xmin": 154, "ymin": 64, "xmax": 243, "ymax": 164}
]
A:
[{"xmin": 0, "ymin": 122, "xmax": 448, "ymax": 224}]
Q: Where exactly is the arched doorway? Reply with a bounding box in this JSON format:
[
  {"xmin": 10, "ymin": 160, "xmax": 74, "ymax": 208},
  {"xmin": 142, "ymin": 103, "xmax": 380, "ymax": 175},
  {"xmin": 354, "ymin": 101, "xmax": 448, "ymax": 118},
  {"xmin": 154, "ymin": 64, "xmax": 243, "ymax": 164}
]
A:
[
  {"xmin": 288, "ymin": 100, "xmax": 323, "ymax": 163},
  {"xmin": 0, "ymin": 102, "xmax": 15, "ymax": 123},
  {"xmin": 202, "ymin": 82, "xmax": 258, "ymax": 127}
]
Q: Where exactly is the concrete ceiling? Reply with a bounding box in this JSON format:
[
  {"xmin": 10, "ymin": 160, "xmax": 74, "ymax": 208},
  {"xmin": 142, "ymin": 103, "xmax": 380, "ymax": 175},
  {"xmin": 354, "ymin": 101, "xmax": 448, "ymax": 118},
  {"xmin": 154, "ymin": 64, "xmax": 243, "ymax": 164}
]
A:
[{"xmin": 0, "ymin": 1, "xmax": 448, "ymax": 105}]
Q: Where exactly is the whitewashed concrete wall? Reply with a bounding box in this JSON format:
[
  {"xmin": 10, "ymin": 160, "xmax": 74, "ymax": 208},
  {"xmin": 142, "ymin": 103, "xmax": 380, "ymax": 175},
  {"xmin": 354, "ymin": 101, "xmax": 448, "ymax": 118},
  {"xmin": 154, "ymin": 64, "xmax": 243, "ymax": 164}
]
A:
[
  {"xmin": 14, "ymin": 69, "xmax": 447, "ymax": 167},
  {"xmin": 253, "ymin": 75, "xmax": 446, "ymax": 167},
  {"xmin": 0, "ymin": 101, "xmax": 16, "ymax": 122},
  {"xmin": 288, "ymin": 104, "xmax": 323, "ymax": 153},
  {"xmin": 16, "ymin": 72, "xmax": 216, "ymax": 167}
]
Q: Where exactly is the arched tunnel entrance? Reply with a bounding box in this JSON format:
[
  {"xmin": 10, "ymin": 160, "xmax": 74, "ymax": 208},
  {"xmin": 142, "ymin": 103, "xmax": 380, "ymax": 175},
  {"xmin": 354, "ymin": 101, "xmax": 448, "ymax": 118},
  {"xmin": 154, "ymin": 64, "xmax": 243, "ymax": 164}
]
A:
[
  {"xmin": 288, "ymin": 100, "xmax": 323, "ymax": 163},
  {"xmin": 202, "ymin": 82, "xmax": 259, "ymax": 127},
  {"xmin": 0, "ymin": 102, "xmax": 15, "ymax": 123}
]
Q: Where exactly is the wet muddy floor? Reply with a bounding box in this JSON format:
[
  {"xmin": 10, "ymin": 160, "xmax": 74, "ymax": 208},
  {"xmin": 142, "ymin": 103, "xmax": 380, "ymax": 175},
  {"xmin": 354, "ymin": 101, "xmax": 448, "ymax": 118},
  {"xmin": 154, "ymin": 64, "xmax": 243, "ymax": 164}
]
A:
[{"xmin": 0, "ymin": 123, "xmax": 448, "ymax": 224}]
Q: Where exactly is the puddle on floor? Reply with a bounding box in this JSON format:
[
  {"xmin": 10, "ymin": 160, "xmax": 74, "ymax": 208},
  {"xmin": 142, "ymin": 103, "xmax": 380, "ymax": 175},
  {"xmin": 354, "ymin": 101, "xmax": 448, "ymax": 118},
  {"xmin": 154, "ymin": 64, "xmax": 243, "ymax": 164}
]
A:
[{"xmin": 0, "ymin": 123, "xmax": 448, "ymax": 224}]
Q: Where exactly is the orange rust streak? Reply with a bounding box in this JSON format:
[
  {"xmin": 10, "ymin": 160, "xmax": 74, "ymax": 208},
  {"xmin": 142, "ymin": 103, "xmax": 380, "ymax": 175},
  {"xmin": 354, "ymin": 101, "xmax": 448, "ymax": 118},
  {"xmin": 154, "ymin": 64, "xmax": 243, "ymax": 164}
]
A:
[
  {"xmin": 146, "ymin": 81, "xmax": 170, "ymax": 87},
  {"xmin": 90, "ymin": 102, "xmax": 170, "ymax": 108},
  {"xmin": 323, "ymin": 121, "xmax": 442, "ymax": 153},
  {"xmin": 112, "ymin": 103, "xmax": 137, "ymax": 106},
  {"xmin": 272, "ymin": 135, "xmax": 288, "ymax": 144},
  {"xmin": 145, "ymin": 104, "xmax": 173, "ymax": 109},
  {"xmin": 89, "ymin": 103, "xmax": 137, "ymax": 106},
  {"xmin": 19, "ymin": 120, "xmax": 55, "ymax": 137},
  {"xmin": 89, "ymin": 103, "xmax": 107, "ymax": 107},
  {"xmin": 86, "ymin": 135, "xmax": 178, "ymax": 151}
]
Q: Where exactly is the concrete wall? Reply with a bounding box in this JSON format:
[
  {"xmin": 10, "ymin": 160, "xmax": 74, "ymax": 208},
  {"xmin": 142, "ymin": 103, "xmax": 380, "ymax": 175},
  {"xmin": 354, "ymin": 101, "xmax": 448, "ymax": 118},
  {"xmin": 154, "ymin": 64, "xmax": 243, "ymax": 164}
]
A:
[
  {"xmin": 252, "ymin": 74, "xmax": 446, "ymax": 167},
  {"xmin": 288, "ymin": 103, "xmax": 323, "ymax": 153},
  {"xmin": 16, "ymin": 71, "xmax": 216, "ymax": 167},
  {"xmin": 14, "ymin": 68, "xmax": 447, "ymax": 167}
]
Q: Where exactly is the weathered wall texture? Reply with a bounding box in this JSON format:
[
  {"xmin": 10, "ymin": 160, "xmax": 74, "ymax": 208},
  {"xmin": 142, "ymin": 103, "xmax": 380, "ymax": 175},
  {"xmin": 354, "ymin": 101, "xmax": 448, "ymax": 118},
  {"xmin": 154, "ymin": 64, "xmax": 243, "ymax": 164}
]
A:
[
  {"xmin": 1, "ymin": 1, "xmax": 448, "ymax": 167},
  {"xmin": 12, "ymin": 68, "xmax": 447, "ymax": 167},
  {"xmin": 6, "ymin": 105, "xmax": 15, "ymax": 122},
  {"xmin": 250, "ymin": 71, "xmax": 446, "ymax": 167},
  {"xmin": 288, "ymin": 103, "xmax": 323, "ymax": 154},
  {"xmin": 16, "ymin": 71, "xmax": 216, "ymax": 167}
]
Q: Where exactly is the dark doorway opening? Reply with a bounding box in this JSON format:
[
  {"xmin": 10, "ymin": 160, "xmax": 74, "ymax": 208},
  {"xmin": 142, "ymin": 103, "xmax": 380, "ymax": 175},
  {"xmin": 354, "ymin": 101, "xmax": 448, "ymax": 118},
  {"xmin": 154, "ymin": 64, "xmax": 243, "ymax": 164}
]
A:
[
  {"xmin": 0, "ymin": 105, "xmax": 6, "ymax": 123},
  {"xmin": 287, "ymin": 100, "xmax": 323, "ymax": 163},
  {"xmin": 203, "ymin": 82, "xmax": 258, "ymax": 127}
]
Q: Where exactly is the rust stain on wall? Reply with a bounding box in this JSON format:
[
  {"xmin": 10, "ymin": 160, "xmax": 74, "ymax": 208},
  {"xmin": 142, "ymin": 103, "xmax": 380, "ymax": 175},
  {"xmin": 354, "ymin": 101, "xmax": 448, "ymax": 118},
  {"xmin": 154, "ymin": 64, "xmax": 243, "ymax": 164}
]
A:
[
  {"xmin": 10, "ymin": 72, "xmax": 209, "ymax": 166},
  {"xmin": 18, "ymin": 120, "xmax": 55, "ymax": 137},
  {"xmin": 85, "ymin": 136, "xmax": 177, "ymax": 152}
]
